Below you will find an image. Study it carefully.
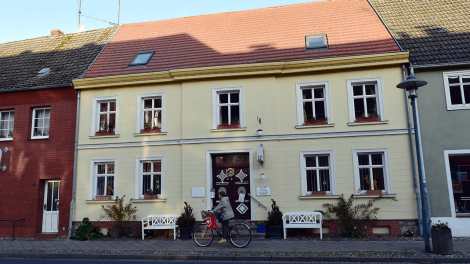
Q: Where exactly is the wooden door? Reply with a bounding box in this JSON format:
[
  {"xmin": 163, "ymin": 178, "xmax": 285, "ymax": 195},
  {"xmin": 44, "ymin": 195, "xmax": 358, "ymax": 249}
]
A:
[{"xmin": 212, "ymin": 153, "xmax": 250, "ymax": 219}]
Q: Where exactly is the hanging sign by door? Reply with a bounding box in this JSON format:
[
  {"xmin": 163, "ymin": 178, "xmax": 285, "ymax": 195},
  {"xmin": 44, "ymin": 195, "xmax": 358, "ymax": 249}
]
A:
[
  {"xmin": 0, "ymin": 147, "xmax": 8, "ymax": 171},
  {"xmin": 256, "ymin": 185, "xmax": 271, "ymax": 196}
]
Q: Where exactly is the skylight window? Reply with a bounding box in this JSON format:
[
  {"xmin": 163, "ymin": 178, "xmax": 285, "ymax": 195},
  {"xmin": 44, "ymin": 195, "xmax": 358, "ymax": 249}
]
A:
[
  {"xmin": 37, "ymin": 68, "xmax": 51, "ymax": 76},
  {"xmin": 305, "ymin": 34, "xmax": 328, "ymax": 50},
  {"xmin": 129, "ymin": 51, "xmax": 154, "ymax": 67}
]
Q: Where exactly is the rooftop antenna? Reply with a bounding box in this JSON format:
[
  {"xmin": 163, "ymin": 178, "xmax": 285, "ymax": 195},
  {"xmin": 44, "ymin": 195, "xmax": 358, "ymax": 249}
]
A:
[{"xmin": 78, "ymin": 0, "xmax": 119, "ymax": 32}]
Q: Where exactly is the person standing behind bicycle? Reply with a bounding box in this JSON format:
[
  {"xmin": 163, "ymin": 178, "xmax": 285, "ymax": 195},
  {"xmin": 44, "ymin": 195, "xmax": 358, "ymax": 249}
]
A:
[{"xmin": 212, "ymin": 191, "xmax": 234, "ymax": 243}]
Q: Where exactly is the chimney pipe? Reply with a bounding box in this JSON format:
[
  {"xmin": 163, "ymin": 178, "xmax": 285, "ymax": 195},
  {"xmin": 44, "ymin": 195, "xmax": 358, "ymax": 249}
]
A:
[{"xmin": 51, "ymin": 29, "xmax": 64, "ymax": 36}]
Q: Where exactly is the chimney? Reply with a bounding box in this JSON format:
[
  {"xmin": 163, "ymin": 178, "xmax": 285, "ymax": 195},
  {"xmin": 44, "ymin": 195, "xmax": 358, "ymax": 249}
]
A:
[{"xmin": 51, "ymin": 29, "xmax": 64, "ymax": 36}]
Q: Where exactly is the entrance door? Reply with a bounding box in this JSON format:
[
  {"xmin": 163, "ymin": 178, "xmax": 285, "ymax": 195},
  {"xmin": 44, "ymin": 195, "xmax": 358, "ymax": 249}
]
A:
[
  {"xmin": 42, "ymin": 180, "xmax": 60, "ymax": 233},
  {"xmin": 212, "ymin": 153, "xmax": 251, "ymax": 219}
]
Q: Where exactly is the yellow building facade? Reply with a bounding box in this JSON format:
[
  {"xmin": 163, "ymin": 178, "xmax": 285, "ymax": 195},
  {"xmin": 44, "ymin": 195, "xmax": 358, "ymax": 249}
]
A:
[{"xmin": 73, "ymin": 52, "xmax": 417, "ymax": 234}]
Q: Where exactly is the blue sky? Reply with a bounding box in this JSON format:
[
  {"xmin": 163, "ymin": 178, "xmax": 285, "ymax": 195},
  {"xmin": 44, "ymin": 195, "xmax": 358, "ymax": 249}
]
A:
[{"xmin": 0, "ymin": 0, "xmax": 318, "ymax": 44}]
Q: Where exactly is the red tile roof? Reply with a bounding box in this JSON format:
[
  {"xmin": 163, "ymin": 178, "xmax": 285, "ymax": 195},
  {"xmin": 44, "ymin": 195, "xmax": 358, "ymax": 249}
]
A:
[{"xmin": 84, "ymin": 0, "xmax": 399, "ymax": 78}]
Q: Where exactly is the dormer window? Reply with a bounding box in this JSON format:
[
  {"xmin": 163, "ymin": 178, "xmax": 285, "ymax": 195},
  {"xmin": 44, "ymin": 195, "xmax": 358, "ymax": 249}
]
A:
[
  {"xmin": 305, "ymin": 34, "xmax": 328, "ymax": 50},
  {"xmin": 129, "ymin": 52, "xmax": 154, "ymax": 67}
]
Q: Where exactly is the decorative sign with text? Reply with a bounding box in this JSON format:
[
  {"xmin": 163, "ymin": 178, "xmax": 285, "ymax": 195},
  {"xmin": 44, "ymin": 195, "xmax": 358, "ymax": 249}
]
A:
[
  {"xmin": 256, "ymin": 185, "xmax": 271, "ymax": 196},
  {"xmin": 192, "ymin": 187, "xmax": 205, "ymax": 197}
]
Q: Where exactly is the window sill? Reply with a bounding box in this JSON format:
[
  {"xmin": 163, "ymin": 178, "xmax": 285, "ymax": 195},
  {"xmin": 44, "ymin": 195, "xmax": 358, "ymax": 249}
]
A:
[
  {"xmin": 86, "ymin": 200, "xmax": 116, "ymax": 204},
  {"xmin": 134, "ymin": 132, "xmax": 167, "ymax": 137},
  {"xmin": 0, "ymin": 138, "xmax": 13, "ymax": 141},
  {"xmin": 210, "ymin": 127, "xmax": 247, "ymax": 132},
  {"xmin": 30, "ymin": 137, "xmax": 49, "ymax": 140},
  {"xmin": 352, "ymin": 194, "xmax": 396, "ymax": 198},
  {"xmin": 456, "ymin": 214, "xmax": 470, "ymax": 217},
  {"xmin": 295, "ymin": 123, "xmax": 335, "ymax": 129},
  {"xmin": 132, "ymin": 198, "xmax": 167, "ymax": 203},
  {"xmin": 299, "ymin": 195, "xmax": 340, "ymax": 199},
  {"xmin": 89, "ymin": 134, "xmax": 120, "ymax": 139},
  {"xmin": 347, "ymin": 120, "xmax": 389, "ymax": 126}
]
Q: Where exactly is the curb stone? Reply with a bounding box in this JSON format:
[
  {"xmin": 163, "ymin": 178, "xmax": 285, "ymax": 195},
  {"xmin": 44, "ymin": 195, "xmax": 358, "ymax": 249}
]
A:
[
  {"xmin": 391, "ymin": 257, "xmax": 435, "ymax": 263},
  {"xmin": 166, "ymin": 255, "xmax": 199, "ymax": 260},
  {"xmin": 68, "ymin": 254, "xmax": 97, "ymax": 259},
  {"xmin": 350, "ymin": 257, "xmax": 392, "ymax": 262},
  {"xmin": 271, "ymin": 256, "xmax": 310, "ymax": 261},
  {"xmin": 132, "ymin": 255, "xmax": 165, "ymax": 260},
  {"xmin": 199, "ymin": 255, "xmax": 234, "ymax": 260},
  {"xmin": 435, "ymin": 257, "xmax": 470, "ymax": 263},
  {"xmin": 310, "ymin": 256, "xmax": 350, "ymax": 262},
  {"xmin": 102, "ymin": 254, "xmax": 132, "ymax": 259},
  {"xmin": 41, "ymin": 253, "xmax": 71, "ymax": 259},
  {"xmin": 0, "ymin": 253, "xmax": 13, "ymax": 258},
  {"xmin": 233, "ymin": 256, "xmax": 272, "ymax": 261},
  {"xmin": 12, "ymin": 253, "xmax": 42, "ymax": 258}
]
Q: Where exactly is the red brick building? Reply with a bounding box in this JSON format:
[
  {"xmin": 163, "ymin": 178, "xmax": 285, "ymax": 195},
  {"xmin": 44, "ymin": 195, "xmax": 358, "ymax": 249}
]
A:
[{"xmin": 0, "ymin": 27, "xmax": 118, "ymax": 238}]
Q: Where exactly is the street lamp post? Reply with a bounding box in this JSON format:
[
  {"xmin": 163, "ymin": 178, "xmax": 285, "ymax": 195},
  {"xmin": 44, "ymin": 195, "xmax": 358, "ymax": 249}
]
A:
[{"xmin": 396, "ymin": 74, "xmax": 431, "ymax": 253}]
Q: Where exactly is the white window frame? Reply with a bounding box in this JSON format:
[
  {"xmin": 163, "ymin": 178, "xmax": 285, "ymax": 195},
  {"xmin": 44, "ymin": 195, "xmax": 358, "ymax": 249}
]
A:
[
  {"xmin": 0, "ymin": 110, "xmax": 14, "ymax": 141},
  {"xmin": 443, "ymin": 70, "xmax": 470, "ymax": 110},
  {"xmin": 135, "ymin": 156, "xmax": 165, "ymax": 199},
  {"xmin": 212, "ymin": 86, "xmax": 244, "ymax": 129},
  {"xmin": 89, "ymin": 158, "xmax": 118, "ymax": 200},
  {"xmin": 136, "ymin": 93, "xmax": 165, "ymax": 133},
  {"xmin": 299, "ymin": 150, "xmax": 336, "ymax": 196},
  {"xmin": 352, "ymin": 148, "xmax": 392, "ymax": 195},
  {"xmin": 91, "ymin": 95, "xmax": 120, "ymax": 136},
  {"xmin": 347, "ymin": 77, "xmax": 385, "ymax": 122},
  {"xmin": 31, "ymin": 107, "xmax": 51, "ymax": 139},
  {"xmin": 296, "ymin": 81, "xmax": 332, "ymax": 125},
  {"xmin": 444, "ymin": 149, "xmax": 470, "ymax": 217}
]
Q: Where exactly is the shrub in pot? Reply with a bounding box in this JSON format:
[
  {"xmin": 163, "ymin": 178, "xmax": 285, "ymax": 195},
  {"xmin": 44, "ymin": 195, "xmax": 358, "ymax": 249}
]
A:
[
  {"xmin": 431, "ymin": 221, "xmax": 453, "ymax": 255},
  {"xmin": 267, "ymin": 199, "xmax": 283, "ymax": 238},
  {"xmin": 176, "ymin": 202, "xmax": 196, "ymax": 239},
  {"xmin": 98, "ymin": 195, "xmax": 138, "ymax": 238}
]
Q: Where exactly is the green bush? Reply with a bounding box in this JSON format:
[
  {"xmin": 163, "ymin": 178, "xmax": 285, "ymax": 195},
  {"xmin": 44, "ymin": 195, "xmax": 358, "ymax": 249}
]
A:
[
  {"xmin": 268, "ymin": 199, "xmax": 283, "ymax": 227},
  {"xmin": 317, "ymin": 194, "xmax": 397, "ymax": 238},
  {"xmin": 98, "ymin": 195, "xmax": 138, "ymax": 237},
  {"xmin": 71, "ymin": 217, "xmax": 109, "ymax": 241},
  {"xmin": 176, "ymin": 202, "xmax": 196, "ymax": 228}
]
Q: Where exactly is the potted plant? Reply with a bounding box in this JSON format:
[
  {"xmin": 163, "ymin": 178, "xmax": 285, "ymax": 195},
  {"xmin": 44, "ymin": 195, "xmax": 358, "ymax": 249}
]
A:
[
  {"xmin": 143, "ymin": 189, "xmax": 158, "ymax": 199},
  {"xmin": 267, "ymin": 199, "xmax": 283, "ymax": 238},
  {"xmin": 257, "ymin": 221, "xmax": 267, "ymax": 233},
  {"xmin": 176, "ymin": 202, "xmax": 196, "ymax": 240},
  {"xmin": 218, "ymin": 117, "xmax": 240, "ymax": 129},
  {"xmin": 304, "ymin": 116, "xmax": 328, "ymax": 125},
  {"xmin": 356, "ymin": 113, "xmax": 379, "ymax": 122},
  {"xmin": 141, "ymin": 123, "xmax": 161, "ymax": 133},
  {"xmin": 431, "ymin": 221, "xmax": 453, "ymax": 255},
  {"xmin": 96, "ymin": 121, "xmax": 115, "ymax": 136}
]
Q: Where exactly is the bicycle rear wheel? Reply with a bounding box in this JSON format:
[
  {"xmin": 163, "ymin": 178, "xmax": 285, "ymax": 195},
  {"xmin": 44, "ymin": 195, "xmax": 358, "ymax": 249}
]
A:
[
  {"xmin": 193, "ymin": 224, "xmax": 214, "ymax": 247},
  {"xmin": 228, "ymin": 224, "xmax": 251, "ymax": 248}
]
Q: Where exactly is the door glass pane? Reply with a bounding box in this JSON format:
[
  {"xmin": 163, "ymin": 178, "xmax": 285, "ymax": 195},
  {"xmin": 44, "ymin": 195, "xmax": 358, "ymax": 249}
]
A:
[
  {"xmin": 230, "ymin": 105, "xmax": 239, "ymax": 125},
  {"xmin": 353, "ymin": 85, "xmax": 363, "ymax": 96},
  {"xmin": 305, "ymin": 156, "xmax": 316, "ymax": 167},
  {"xmin": 359, "ymin": 168, "xmax": 371, "ymax": 190},
  {"xmin": 52, "ymin": 182, "xmax": 59, "ymax": 211},
  {"xmin": 47, "ymin": 182, "xmax": 53, "ymax": 211},
  {"xmin": 303, "ymin": 102, "xmax": 314, "ymax": 121},
  {"xmin": 450, "ymin": 86, "xmax": 463, "ymax": 105},
  {"xmin": 306, "ymin": 170, "xmax": 317, "ymax": 192},
  {"xmin": 372, "ymin": 168, "xmax": 385, "ymax": 190},
  {"xmin": 96, "ymin": 176, "xmax": 105, "ymax": 195},
  {"xmin": 319, "ymin": 170, "xmax": 330, "ymax": 191},
  {"xmin": 354, "ymin": 98, "xmax": 365, "ymax": 118},
  {"xmin": 302, "ymin": 89, "xmax": 312, "ymax": 99},
  {"xmin": 106, "ymin": 176, "xmax": 114, "ymax": 195},
  {"xmin": 358, "ymin": 155, "xmax": 369, "ymax": 165},
  {"xmin": 365, "ymin": 84, "xmax": 376, "ymax": 95},
  {"xmin": 230, "ymin": 93, "xmax": 239, "ymax": 103},
  {"xmin": 314, "ymin": 88, "xmax": 324, "ymax": 99},
  {"xmin": 219, "ymin": 94, "xmax": 228, "ymax": 104}
]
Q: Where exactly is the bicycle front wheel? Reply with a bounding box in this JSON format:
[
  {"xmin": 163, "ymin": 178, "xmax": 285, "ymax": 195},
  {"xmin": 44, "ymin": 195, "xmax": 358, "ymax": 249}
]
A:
[
  {"xmin": 193, "ymin": 224, "xmax": 214, "ymax": 247},
  {"xmin": 228, "ymin": 224, "xmax": 251, "ymax": 248}
]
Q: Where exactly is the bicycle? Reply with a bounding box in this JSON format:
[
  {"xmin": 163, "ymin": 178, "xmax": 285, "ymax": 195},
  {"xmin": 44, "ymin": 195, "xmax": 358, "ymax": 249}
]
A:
[{"xmin": 193, "ymin": 211, "xmax": 251, "ymax": 248}]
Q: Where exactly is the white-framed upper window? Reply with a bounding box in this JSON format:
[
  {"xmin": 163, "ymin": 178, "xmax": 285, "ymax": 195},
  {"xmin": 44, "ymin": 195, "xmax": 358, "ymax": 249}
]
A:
[
  {"xmin": 296, "ymin": 81, "xmax": 332, "ymax": 125},
  {"xmin": 443, "ymin": 70, "xmax": 470, "ymax": 110},
  {"xmin": 89, "ymin": 158, "xmax": 117, "ymax": 200},
  {"xmin": 31, "ymin": 107, "xmax": 50, "ymax": 139},
  {"xmin": 352, "ymin": 148, "xmax": 392, "ymax": 195},
  {"xmin": 91, "ymin": 95, "xmax": 119, "ymax": 136},
  {"xmin": 0, "ymin": 110, "xmax": 14, "ymax": 140},
  {"xmin": 135, "ymin": 157, "xmax": 165, "ymax": 199},
  {"xmin": 347, "ymin": 77, "xmax": 385, "ymax": 123},
  {"xmin": 300, "ymin": 150, "xmax": 336, "ymax": 196},
  {"xmin": 212, "ymin": 86, "xmax": 244, "ymax": 129},
  {"xmin": 136, "ymin": 93, "xmax": 165, "ymax": 133}
]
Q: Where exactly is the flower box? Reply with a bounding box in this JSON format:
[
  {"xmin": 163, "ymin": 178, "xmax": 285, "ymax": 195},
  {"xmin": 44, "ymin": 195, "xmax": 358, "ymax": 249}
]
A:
[
  {"xmin": 367, "ymin": 190, "xmax": 382, "ymax": 195},
  {"xmin": 95, "ymin": 195, "xmax": 112, "ymax": 200},
  {"xmin": 144, "ymin": 194, "xmax": 158, "ymax": 199},
  {"xmin": 304, "ymin": 120, "xmax": 327, "ymax": 125},
  {"xmin": 141, "ymin": 128, "xmax": 161, "ymax": 133},
  {"xmin": 95, "ymin": 131, "xmax": 115, "ymax": 136},
  {"xmin": 311, "ymin": 191, "xmax": 326, "ymax": 195},
  {"xmin": 218, "ymin": 124, "xmax": 239, "ymax": 129},
  {"xmin": 356, "ymin": 116, "xmax": 379, "ymax": 122},
  {"xmin": 432, "ymin": 229, "xmax": 453, "ymax": 255},
  {"xmin": 257, "ymin": 225, "xmax": 266, "ymax": 233}
]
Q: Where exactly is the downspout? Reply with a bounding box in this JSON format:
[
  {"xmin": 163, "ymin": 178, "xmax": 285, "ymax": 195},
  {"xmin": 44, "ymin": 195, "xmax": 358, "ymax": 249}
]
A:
[
  {"xmin": 69, "ymin": 90, "xmax": 80, "ymax": 237},
  {"xmin": 402, "ymin": 64, "xmax": 423, "ymax": 236}
]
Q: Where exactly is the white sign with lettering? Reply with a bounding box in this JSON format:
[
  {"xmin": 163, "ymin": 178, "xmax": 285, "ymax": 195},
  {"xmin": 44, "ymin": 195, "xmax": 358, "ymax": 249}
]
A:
[
  {"xmin": 192, "ymin": 187, "xmax": 205, "ymax": 197},
  {"xmin": 256, "ymin": 185, "xmax": 271, "ymax": 196}
]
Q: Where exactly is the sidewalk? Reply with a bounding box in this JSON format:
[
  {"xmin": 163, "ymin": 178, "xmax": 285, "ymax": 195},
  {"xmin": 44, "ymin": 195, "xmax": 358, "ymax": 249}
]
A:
[{"xmin": 1, "ymin": 239, "xmax": 470, "ymax": 262}]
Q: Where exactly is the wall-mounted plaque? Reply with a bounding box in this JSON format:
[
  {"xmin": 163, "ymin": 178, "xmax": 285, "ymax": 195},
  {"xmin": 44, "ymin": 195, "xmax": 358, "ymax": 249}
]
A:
[
  {"xmin": 192, "ymin": 187, "xmax": 205, "ymax": 197},
  {"xmin": 256, "ymin": 185, "xmax": 270, "ymax": 196}
]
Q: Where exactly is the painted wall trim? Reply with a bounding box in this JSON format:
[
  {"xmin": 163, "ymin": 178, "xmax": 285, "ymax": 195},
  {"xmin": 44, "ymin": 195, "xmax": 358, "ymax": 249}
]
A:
[
  {"xmin": 77, "ymin": 129, "xmax": 411, "ymax": 150},
  {"xmin": 73, "ymin": 52, "xmax": 409, "ymax": 89}
]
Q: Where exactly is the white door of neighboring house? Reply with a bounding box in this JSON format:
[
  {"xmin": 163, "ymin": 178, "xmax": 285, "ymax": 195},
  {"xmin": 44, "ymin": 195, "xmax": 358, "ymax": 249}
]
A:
[{"xmin": 42, "ymin": 180, "xmax": 60, "ymax": 233}]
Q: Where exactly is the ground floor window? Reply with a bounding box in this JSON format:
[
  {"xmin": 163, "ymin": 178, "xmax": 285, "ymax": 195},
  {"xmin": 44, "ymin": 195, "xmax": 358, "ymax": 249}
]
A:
[
  {"xmin": 300, "ymin": 150, "xmax": 335, "ymax": 196},
  {"xmin": 449, "ymin": 155, "xmax": 470, "ymax": 215},
  {"xmin": 95, "ymin": 162, "xmax": 115, "ymax": 197}
]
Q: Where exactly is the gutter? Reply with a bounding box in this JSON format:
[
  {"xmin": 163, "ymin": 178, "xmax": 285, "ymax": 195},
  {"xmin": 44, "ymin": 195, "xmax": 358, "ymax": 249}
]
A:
[
  {"xmin": 367, "ymin": 0, "xmax": 404, "ymax": 52},
  {"xmin": 0, "ymin": 83, "xmax": 73, "ymax": 93},
  {"xmin": 411, "ymin": 61, "xmax": 470, "ymax": 70},
  {"xmin": 69, "ymin": 90, "xmax": 80, "ymax": 237}
]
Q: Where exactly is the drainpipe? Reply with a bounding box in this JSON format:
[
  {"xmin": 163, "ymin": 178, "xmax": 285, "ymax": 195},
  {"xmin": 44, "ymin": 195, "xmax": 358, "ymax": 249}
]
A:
[
  {"xmin": 402, "ymin": 64, "xmax": 423, "ymax": 236},
  {"xmin": 69, "ymin": 90, "xmax": 81, "ymax": 237}
]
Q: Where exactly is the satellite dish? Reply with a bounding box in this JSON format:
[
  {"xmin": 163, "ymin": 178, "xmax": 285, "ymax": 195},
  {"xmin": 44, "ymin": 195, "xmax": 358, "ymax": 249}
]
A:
[{"xmin": 78, "ymin": 24, "xmax": 85, "ymax": 32}]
